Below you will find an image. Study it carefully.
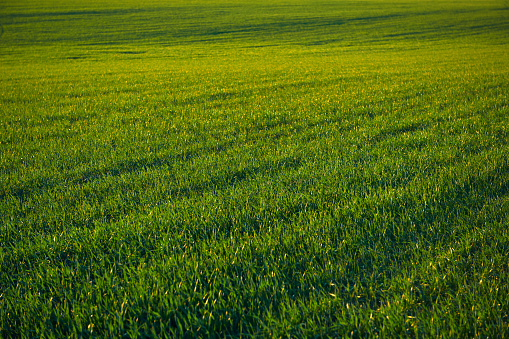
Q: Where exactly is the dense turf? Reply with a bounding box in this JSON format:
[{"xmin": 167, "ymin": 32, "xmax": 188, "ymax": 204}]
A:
[{"xmin": 1, "ymin": 0, "xmax": 508, "ymax": 337}]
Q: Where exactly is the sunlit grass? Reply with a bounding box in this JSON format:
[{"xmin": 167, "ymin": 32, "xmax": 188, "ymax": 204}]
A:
[{"xmin": 1, "ymin": 0, "xmax": 508, "ymax": 337}]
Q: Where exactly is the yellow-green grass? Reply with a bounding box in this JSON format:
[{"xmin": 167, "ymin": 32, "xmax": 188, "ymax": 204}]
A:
[{"xmin": 1, "ymin": 0, "xmax": 508, "ymax": 337}]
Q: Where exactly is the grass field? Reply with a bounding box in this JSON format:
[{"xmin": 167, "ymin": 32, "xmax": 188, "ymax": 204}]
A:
[{"xmin": 1, "ymin": 0, "xmax": 509, "ymax": 337}]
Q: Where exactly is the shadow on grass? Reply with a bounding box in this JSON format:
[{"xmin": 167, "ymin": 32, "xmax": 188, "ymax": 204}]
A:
[{"xmin": 2, "ymin": 149, "xmax": 508, "ymax": 337}]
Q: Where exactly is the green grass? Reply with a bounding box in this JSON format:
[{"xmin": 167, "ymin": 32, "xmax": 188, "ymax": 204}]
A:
[{"xmin": 1, "ymin": 0, "xmax": 508, "ymax": 337}]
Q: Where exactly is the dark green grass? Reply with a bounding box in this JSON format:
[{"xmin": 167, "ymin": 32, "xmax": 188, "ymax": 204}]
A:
[{"xmin": 1, "ymin": 0, "xmax": 509, "ymax": 337}]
